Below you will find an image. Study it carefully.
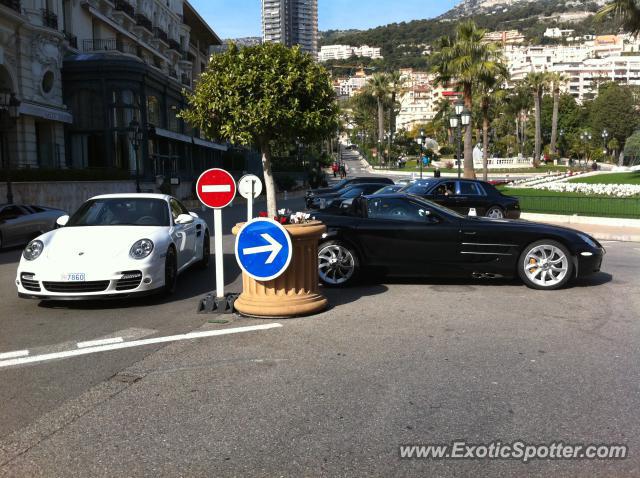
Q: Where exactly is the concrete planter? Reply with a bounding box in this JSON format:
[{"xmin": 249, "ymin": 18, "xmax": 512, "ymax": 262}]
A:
[{"xmin": 232, "ymin": 220, "xmax": 328, "ymax": 318}]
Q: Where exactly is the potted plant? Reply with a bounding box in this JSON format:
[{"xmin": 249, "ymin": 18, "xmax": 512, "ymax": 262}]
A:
[
  {"xmin": 231, "ymin": 210, "xmax": 327, "ymax": 317},
  {"xmin": 181, "ymin": 43, "xmax": 338, "ymax": 316}
]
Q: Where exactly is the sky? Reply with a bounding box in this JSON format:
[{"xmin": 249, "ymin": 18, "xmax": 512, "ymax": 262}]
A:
[{"xmin": 191, "ymin": 0, "xmax": 459, "ymax": 39}]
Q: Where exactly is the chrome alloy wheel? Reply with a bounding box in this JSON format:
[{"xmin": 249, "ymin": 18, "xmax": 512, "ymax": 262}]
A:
[
  {"xmin": 486, "ymin": 207, "xmax": 505, "ymax": 219},
  {"xmin": 318, "ymin": 244, "xmax": 355, "ymax": 285},
  {"xmin": 523, "ymin": 244, "xmax": 569, "ymax": 288}
]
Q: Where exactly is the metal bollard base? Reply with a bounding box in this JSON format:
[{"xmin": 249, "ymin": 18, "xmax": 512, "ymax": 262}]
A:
[{"xmin": 197, "ymin": 292, "xmax": 239, "ymax": 314}]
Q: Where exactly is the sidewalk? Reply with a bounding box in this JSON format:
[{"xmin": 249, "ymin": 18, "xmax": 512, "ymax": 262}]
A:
[{"xmin": 521, "ymin": 213, "xmax": 640, "ymax": 242}]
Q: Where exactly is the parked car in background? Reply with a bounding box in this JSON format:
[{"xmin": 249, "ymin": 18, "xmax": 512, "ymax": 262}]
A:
[
  {"xmin": 16, "ymin": 194, "xmax": 209, "ymax": 300},
  {"xmin": 401, "ymin": 178, "xmax": 520, "ymax": 219},
  {"xmin": 305, "ymin": 177, "xmax": 394, "ymax": 208},
  {"xmin": 313, "ymin": 194, "xmax": 604, "ymax": 291},
  {"xmin": 0, "ymin": 204, "xmax": 66, "ymax": 249},
  {"xmin": 308, "ymin": 183, "xmax": 388, "ymax": 210},
  {"xmin": 374, "ymin": 185, "xmax": 404, "ymax": 195}
]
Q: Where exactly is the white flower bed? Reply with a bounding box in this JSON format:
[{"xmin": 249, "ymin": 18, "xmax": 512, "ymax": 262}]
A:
[
  {"xmin": 531, "ymin": 182, "xmax": 640, "ymax": 197},
  {"xmin": 508, "ymin": 171, "xmax": 587, "ymax": 188}
]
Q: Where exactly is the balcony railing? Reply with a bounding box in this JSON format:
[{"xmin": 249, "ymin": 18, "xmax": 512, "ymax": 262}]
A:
[
  {"xmin": 182, "ymin": 51, "xmax": 195, "ymax": 62},
  {"xmin": 41, "ymin": 8, "xmax": 58, "ymax": 29},
  {"xmin": 82, "ymin": 38, "xmax": 138, "ymax": 56},
  {"xmin": 64, "ymin": 30, "xmax": 78, "ymax": 49},
  {"xmin": 113, "ymin": 0, "xmax": 134, "ymax": 18},
  {"xmin": 168, "ymin": 69, "xmax": 178, "ymax": 79},
  {"xmin": 181, "ymin": 74, "xmax": 190, "ymax": 86},
  {"xmin": 134, "ymin": 13, "xmax": 152, "ymax": 31},
  {"xmin": 167, "ymin": 38, "xmax": 181, "ymax": 52},
  {"xmin": 153, "ymin": 27, "xmax": 168, "ymax": 44},
  {"xmin": 0, "ymin": 0, "xmax": 20, "ymax": 12}
]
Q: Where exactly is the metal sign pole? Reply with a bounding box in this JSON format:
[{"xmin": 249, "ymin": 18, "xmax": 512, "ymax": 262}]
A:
[
  {"xmin": 248, "ymin": 180, "xmax": 254, "ymax": 221},
  {"xmin": 214, "ymin": 208, "xmax": 224, "ymax": 299}
]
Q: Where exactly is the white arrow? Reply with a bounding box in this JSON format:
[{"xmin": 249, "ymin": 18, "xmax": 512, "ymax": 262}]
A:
[{"xmin": 243, "ymin": 233, "xmax": 283, "ymax": 264}]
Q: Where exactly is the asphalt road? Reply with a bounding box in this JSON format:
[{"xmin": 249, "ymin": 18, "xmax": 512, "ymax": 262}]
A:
[{"xmin": 1, "ymin": 156, "xmax": 639, "ymax": 476}]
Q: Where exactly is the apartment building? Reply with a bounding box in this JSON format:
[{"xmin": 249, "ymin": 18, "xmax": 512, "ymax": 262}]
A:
[
  {"xmin": 0, "ymin": 0, "xmax": 224, "ymax": 183},
  {"xmin": 262, "ymin": 0, "xmax": 318, "ymax": 56},
  {"xmin": 318, "ymin": 44, "xmax": 382, "ymax": 62}
]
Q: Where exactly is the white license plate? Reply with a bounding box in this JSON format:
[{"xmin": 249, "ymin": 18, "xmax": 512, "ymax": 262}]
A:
[{"xmin": 62, "ymin": 273, "xmax": 86, "ymax": 281}]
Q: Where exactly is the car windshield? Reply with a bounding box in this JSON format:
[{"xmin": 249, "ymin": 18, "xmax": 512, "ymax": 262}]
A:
[
  {"xmin": 340, "ymin": 187, "xmax": 366, "ymax": 199},
  {"xmin": 331, "ymin": 179, "xmax": 349, "ymax": 189},
  {"xmin": 67, "ymin": 198, "xmax": 170, "ymax": 227},
  {"xmin": 402, "ymin": 180, "xmax": 434, "ymax": 195},
  {"xmin": 375, "ymin": 186, "xmax": 401, "ymax": 194}
]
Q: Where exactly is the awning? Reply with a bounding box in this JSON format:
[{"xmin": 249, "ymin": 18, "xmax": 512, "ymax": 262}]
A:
[
  {"xmin": 154, "ymin": 127, "xmax": 228, "ymax": 151},
  {"xmin": 155, "ymin": 127, "xmax": 194, "ymax": 144},
  {"xmin": 19, "ymin": 102, "xmax": 73, "ymax": 124},
  {"xmin": 193, "ymin": 136, "xmax": 228, "ymax": 151}
]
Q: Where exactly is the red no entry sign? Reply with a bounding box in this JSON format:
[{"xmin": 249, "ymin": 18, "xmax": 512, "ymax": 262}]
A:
[{"xmin": 196, "ymin": 168, "xmax": 236, "ymax": 209}]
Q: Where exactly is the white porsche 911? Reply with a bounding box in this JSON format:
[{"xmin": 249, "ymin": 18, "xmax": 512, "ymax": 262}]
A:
[{"xmin": 16, "ymin": 194, "xmax": 210, "ymax": 299}]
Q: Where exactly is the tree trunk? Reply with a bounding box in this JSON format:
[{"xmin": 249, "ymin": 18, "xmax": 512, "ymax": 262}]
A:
[
  {"xmin": 261, "ymin": 142, "xmax": 277, "ymax": 218},
  {"xmin": 463, "ymin": 85, "xmax": 475, "ymax": 179},
  {"xmin": 534, "ymin": 91, "xmax": 542, "ymax": 162},
  {"xmin": 550, "ymin": 86, "xmax": 560, "ymax": 156},
  {"xmin": 482, "ymin": 110, "xmax": 490, "ymax": 182},
  {"xmin": 377, "ymin": 98, "xmax": 384, "ymax": 155}
]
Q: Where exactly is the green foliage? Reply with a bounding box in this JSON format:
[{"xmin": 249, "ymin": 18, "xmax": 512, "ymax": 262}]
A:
[
  {"xmin": 589, "ymin": 82, "xmax": 640, "ymax": 146},
  {"xmin": 623, "ymin": 130, "xmax": 640, "ymax": 158},
  {"xmin": 181, "ymin": 42, "xmax": 339, "ymax": 148}
]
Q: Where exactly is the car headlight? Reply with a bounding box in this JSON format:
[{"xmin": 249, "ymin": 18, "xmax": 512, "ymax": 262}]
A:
[
  {"xmin": 578, "ymin": 233, "xmax": 597, "ymax": 248},
  {"xmin": 23, "ymin": 240, "xmax": 44, "ymax": 261},
  {"xmin": 129, "ymin": 239, "xmax": 154, "ymax": 260}
]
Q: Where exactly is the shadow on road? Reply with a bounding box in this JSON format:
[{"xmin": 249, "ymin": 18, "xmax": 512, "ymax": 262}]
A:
[
  {"xmin": 37, "ymin": 253, "xmax": 241, "ymax": 310},
  {"xmin": 572, "ymin": 272, "xmax": 613, "ymax": 288},
  {"xmin": 0, "ymin": 247, "xmax": 23, "ymax": 266},
  {"xmin": 322, "ymin": 284, "xmax": 389, "ymax": 309}
]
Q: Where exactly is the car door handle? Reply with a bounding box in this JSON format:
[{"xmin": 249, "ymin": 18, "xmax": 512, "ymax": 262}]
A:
[{"xmin": 464, "ymin": 231, "xmax": 477, "ymax": 236}]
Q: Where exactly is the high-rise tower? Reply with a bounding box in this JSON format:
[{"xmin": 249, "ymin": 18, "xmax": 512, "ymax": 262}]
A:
[{"xmin": 262, "ymin": 0, "xmax": 318, "ymax": 57}]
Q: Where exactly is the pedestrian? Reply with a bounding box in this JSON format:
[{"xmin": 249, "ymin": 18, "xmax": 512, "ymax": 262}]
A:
[
  {"xmin": 343, "ymin": 163, "xmax": 349, "ymax": 178},
  {"xmin": 434, "ymin": 167, "xmax": 441, "ymax": 178},
  {"xmin": 339, "ymin": 163, "xmax": 346, "ymax": 179},
  {"xmin": 332, "ymin": 161, "xmax": 339, "ymax": 178}
]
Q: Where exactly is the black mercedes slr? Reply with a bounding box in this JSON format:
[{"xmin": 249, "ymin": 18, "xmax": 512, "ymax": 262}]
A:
[{"xmin": 313, "ymin": 194, "xmax": 605, "ymax": 291}]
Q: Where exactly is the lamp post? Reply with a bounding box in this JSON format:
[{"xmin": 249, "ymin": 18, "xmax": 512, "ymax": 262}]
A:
[
  {"xmin": 559, "ymin": 129, "xmax": 565, "ymax": 158},
  {"xmin": 449, "ymin": 99, "xmax": 471, "ymax": 179},
  {"xmin": 580, "ymin": 131, "xmax": 592, "ymax": 167},
  {"xmin": 128, "ymin": 119, "xmax": 143, "ymax": 193},
  {"xmin": 418, "ymin": 129, "xmax": 426, "ymax": 179},
  {"xmin": 601, "ymin": 129, "xmax": 609, "ymax": 156},
  {"xmin": 0, "ymin": 90, "xmax": 21, "ymax": 204}
]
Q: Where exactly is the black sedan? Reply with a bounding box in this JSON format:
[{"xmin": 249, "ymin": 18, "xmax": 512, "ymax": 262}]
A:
[
  {"xmin": 305, "ymin": 177, "xmax": 393, "ymax": 208},
  {"xmin": 313, "ymin": 194, "xmax": 605, "ymax": 291},
  {"xmin": 308, "ymin": 183, "xmax": 390, "ymax": 210},
  {"xmin": 401, "ymin": 178, "xmax": 520, "ymax": 219},
  {"xmin": 0, "ymin": 204, "xmax": 66, "ymax": 249}
]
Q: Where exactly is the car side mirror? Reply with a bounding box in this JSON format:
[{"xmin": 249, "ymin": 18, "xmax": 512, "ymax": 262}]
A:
[
  {"xmin": 189, "ymin": 212, "xmax": 199, "ymax": 219},
  {"xmin": 175, "ymin": 213, "xmax": 194, "ymax": 225},
  {"xmin": 56, "ymin": 215, "xmax": 69, "ymax": 227}
]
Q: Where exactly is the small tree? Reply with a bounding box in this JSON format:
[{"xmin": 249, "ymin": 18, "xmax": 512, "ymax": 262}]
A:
[{"xmin": 181, "ymin": 43, "xmax": 339, "ymax": 217}]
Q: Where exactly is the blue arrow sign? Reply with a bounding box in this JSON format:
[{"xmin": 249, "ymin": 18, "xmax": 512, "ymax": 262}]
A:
[{"xmin": 235, "ymin": 218, "xmax": 293, "ymax": 281}]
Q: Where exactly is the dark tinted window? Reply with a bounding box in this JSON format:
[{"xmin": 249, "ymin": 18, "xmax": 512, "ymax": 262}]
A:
[
  {"xmin": 0, "ymin": 205, "xmax": 28, "ymax": 220},
  {"xmin": 30, "ymin": 206, "xmax": 46, "ymax": 213},
  {"xmin": 366, "ymin": 197, "xmax": 434, "ymax": 223},
  {"xmin": 459, "ymin": 181, "xmax": 482, "ymax": 196},
  {"xmin": 404, "ymin": 180, "xmax": 434, "ymax": 195},
  {"xmin": 68, "ymin": 198, "xmax": 170, "ymax": 227},
  {"xmin": 432, "ymin": 181, "xmax": 456, "ymax": 196}
]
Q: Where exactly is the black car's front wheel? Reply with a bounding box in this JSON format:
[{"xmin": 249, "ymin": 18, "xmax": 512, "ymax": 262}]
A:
[
  {"xmin": 518, "ymin": 240, "xmax": 574, "ymax": 290},
  {"xmin": 485, "ymin": 206, "xmax": 505, "ymax": 219},
  {"xmin": 318, "ymin": 241, "xmax": 359, "ymax": 287}
]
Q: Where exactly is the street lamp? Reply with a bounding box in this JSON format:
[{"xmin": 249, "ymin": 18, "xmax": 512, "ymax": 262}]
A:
[
  {"xmin": 418, "ymin": 128, "xmax": 426, "ymax": 179},
  {"xmin": 602, "ymin": 129, "xmax": 609, "ymax": 155},
  {"xmin": 449, "ymin": 99, "xmax": 471, "ymax": 179},
  {"xmin": 0, "ymin": 90, "xmax": 21, "ymax": 204},
  {"xmin": 580, "ymin": 131, "xmax": 592, "ymax": 167},
  {"xmin": 128, "ymin": 119, "xmax": 143, "ymax": 193}
]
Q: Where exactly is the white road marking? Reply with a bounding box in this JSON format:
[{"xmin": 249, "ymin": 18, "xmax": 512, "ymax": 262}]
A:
[
  {"xmin": 77, "ymin": 337, "xmax": 124, "ymax": 349},
  {"xmin": 0, "ymin": 323, "xmax": 283, "ymax": 369},
  {"xmin": 0, "ymin": 350, "xmax": 29, "ymax": 360},
  {"xmin": 202, "ymin": 185, "xmax": 231, "ymax": 193}
]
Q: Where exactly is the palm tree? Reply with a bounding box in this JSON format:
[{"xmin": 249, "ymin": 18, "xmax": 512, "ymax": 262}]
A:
[
  {"xmin": 365, "ymin": 73, "xmax": 392, "ymax": 162},
  {"xmin": 432, "ymin": 20, "xmax": 507, "ymax": 179},
  {"xmin": 548, "ymin": 72, "xmax": 568, "ymax": 157},
  {"xmin": 478, "ymin": 67, "xmax": 509, "ymax": 181},
  {"xmin": 523, "ymin": 71, "xmax": 550, "ymax": 163},
  {"xmin": 598, "ymin": 0, "xmax": 640, "ymax": 36},
  {"xmin": 433, "ymin": 97, "xmax": 454, "ymax": 145}
]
